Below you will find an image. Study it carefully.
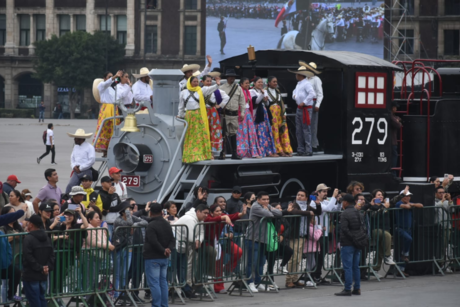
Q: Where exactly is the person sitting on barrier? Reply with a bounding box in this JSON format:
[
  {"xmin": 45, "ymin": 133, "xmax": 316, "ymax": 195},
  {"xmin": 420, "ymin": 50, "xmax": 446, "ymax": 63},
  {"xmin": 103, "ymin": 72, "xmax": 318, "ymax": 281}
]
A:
[
  {"xmin": 205, "ymin": 203, "xmax": 245, "ymax": 293},
  {"xmin": 163, "ymin": 201, "xmax": 179, "ymax": 225},
  {"xmin": 112, "ymin": 200, "xmax": 148, "ymax": 304},
  {"xmin": 395, "ymin": 189, "xmax": 423, "ymax": 277},
  {"xmin": 308, "ymin": 185, "xmax": 341, "ymax": 284},
  {"xmin": 99, "ymin": 176, "xmax": 123, "ymax": 238},
  {"xmin": 434, "ymin": 186, "xmax": 455, "ymax": 272},
  {"xmin": 22, "ymin": 214, "xmax": 55, "ymax": 307},
  {"xmin": 245, "ymin": 191, "xmax": 282, "ymax": 293},
  {"xmin": 0, "ymin": 206, "xmax": 24, "ymax": 302},
  {"xmin": 144, "ymin": 202, "xmax": 176, "ymax": 307},
  {"xmin": 179, "ymin": 186, "xmax": 209, "ymax": 217},
  {"xmin": 303, "ymin": 215, "xmax": 323, "ymax": 287},
  {"xmin": 175, "ymin": 204, "xmax": 210, "ymax": 298}
]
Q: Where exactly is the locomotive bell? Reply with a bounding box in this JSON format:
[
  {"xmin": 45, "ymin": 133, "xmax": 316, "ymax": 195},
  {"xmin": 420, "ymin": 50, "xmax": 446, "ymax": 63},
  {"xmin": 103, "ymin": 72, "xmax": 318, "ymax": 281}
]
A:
[{"xmin": 120, "ymin": 113, "xmax": 140, "ymax": 132}]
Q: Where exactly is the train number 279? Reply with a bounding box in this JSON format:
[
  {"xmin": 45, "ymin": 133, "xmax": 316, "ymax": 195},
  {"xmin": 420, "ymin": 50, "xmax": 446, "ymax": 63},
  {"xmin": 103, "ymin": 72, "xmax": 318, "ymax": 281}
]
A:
[{"xmin": 351, "ymin": 117, "xmax": 388, "ymax": 145}]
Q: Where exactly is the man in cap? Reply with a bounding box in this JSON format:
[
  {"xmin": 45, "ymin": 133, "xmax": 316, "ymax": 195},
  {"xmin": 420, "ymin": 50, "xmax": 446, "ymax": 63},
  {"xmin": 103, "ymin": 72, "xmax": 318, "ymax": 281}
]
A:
[
  {"xmin": 65, "ymin": 129, "xmax": 96, "ymax": 194},
  {"xmin": 335, "ymin": 194, "xmax": 362, "ymax": 296},
  {"xmin": 289, "ymin": 66, "xmax": 316, "ymax": 156},
  {"xmin": 218, "ymin": 69, "xmax": 245, "ymax": 160},
  {"xmin": 3, "ymin": 175, "xmax": 21, "ymax": 195},
  {"xmin": 80, "ymin": 175, "xmax": 103, "ymax": 211},
  {"xmin": 300, "ymin": 61, "xmax": 324, "ymax": 152},
  {"xmin": 22, "ymin": 215, "xmax": 55, "ymax": 307},
  {"xmin": 394, "ymin": 189, "xmax": 423, "ymax": 277},
  {"xmin": 61, "ymin": 186, "xmax": 87, "ymax": 217},
  {"xmin": 99, "ymin": 176, "xmax": 122, "ymax": 237},
  {"xmin": 33, "ymin": 169, "xmax": 62, "ymax": 213},
  {"xmin": 132, "ymin": 67, "xmax": 153, "ymax": 110},
  {"xmin": 109, "ymin": 167, "xmax": 128, "ymax": 201},
  {"xmin": 179, "ymin": 55, "xmax": 213, "ymax": 93},
  {"xmin": 217, "ymin": 16, "xmax": 226, "ymax": 54}
]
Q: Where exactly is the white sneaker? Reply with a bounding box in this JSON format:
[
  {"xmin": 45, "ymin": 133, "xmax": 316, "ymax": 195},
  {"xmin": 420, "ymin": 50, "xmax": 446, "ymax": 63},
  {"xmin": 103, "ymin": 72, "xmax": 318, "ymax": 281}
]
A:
[
  {"xmin": 306, "ymin": 281, "xmax": 315, "ymax": 287},
  {"xmin": 384, "ymin": 256, "xmax": 395, "ymax": 265},
  {"xmin": 446, "ymin": 267, "xmax": 453, "ymax": 274},
  {"xmin": 248, "ymin": 283, "xmax": 258, "ymax": 293},
  {"xmin": 257, "ymin": 284, "xmax": 267, "ymax": 292},
  {"xmin": 278, "ymin": 265, "xmax": 285, "ymax": 274},
  {"xmin": 268, "ymin": 284, "xmax": 278, "ymax": 291},
  {"xmin": 297, "ymin": 279, "xmax": 305, "ymax": 286}
]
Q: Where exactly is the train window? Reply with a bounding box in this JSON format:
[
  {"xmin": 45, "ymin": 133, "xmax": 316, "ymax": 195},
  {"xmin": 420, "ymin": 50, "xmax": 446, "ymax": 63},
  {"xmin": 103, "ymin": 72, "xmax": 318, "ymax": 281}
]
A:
[{"xmin": 355, "ymin": 72, "xmax": 387, "ymax": 109}]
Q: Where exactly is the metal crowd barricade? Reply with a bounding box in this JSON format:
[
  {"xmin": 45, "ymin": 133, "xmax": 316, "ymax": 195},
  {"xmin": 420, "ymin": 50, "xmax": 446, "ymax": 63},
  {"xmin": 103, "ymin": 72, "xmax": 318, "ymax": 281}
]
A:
[
  {"xmin": 0, "ymin": 231, "xmax": 25, "ymax": 307},
  {"xmin": 192, "ymin": 219, "xmax": 254, "ymax": 299},
  {"xmin": 451, "ymin": 205, "xmax": 460, "ymax": 271}
]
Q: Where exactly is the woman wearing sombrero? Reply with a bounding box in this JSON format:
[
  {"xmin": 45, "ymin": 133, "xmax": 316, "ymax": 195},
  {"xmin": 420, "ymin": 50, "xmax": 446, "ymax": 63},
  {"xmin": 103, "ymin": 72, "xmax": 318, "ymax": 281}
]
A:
[
  {"xmin": 178, "ymin": 76, "xmax": 219, "ymax": 163},
  {"xmin": 92, "ymin": 70, "xmax": 123, "ymax": 157}
]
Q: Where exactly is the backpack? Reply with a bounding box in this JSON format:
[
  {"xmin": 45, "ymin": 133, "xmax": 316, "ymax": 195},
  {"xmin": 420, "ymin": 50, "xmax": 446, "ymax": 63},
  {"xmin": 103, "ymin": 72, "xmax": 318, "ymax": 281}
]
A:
[
  {"xmin": 0, "ymin": 230, "xmax": 12, "ymax": 269},
  {"xmin": 42, "ymin": 130, "xmax": 47, "ymax": 145},
  {"xmin": 266, "ymin": 221, "xmax": 279, "ymax": 252}
]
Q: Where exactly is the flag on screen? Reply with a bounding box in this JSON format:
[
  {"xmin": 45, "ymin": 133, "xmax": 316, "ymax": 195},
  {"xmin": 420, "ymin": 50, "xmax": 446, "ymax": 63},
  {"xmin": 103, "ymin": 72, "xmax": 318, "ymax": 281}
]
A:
[{"xmin": 275, "ymin": 0, "xmax": 297, "ymax": 28}]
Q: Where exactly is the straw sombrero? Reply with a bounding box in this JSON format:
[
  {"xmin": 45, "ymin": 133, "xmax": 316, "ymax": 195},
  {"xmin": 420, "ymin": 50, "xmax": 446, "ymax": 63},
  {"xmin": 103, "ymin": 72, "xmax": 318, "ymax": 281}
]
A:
[
  {"xmin": 181, "ymin": 64, "xmax": 200, "ymax": 73},
  {"xmin": 299, "ymin": 61, "xmax": 322, "ymax": 75},
  {"xmin": 287, "ymin": 66, "xmax": 314, "ymax": 78},
  {"xmin": 92, "ymin": 78, "xmax": 103, "ymax": 103},
  {"xmin": 133, "ymin": 67, "xmax": 150, "ymax": 79},
  {"xmin": 67, "ymin": 129, "xmax": 93, "ymax": 139},
  {"xmin": 209, "ymin": 68, "xmax": 222, "ymax": 78},
  {"xmin": 192, "ymin": 70, "xmax": 201, "ymax": 77}
]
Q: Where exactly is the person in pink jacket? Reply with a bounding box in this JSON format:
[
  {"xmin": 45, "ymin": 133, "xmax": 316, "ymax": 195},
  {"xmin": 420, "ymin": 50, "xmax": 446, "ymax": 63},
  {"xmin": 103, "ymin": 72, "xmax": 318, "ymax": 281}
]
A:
[{"xmin": 303, "ymin": 216, "xmax": 323, "ymax": 286}]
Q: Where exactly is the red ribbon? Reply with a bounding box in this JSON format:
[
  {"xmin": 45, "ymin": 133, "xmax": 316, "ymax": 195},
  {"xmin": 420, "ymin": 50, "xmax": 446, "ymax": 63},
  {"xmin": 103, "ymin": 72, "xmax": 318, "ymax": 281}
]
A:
[{"xmin": 298, "ymin": 106, "xmax": 312, "ymax": 125}]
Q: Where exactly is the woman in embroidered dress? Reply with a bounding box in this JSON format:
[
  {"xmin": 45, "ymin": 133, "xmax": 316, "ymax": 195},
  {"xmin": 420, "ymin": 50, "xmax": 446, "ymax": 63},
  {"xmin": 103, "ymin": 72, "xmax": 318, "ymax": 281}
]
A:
[
  {"xmin": 178, "ymin": 76, "xmax": 218, "ymax": 163},
  {"xmin": 265, "ymin": 76, "xmax": 293, "ymax": 157},
  {"xmin": 250, "ymin": 77, "xmax": 277, "ymax": 157},
  {"xmin": 93, "ymin": 70, "xmax": 123, "ymax": 157},
  {"xmin": 202, "ymin": 75, "xmax": 229, "ymax": 156},
  {"xmin": 236, "ymin": 78, "xmax": 261, "ymax": 158}
]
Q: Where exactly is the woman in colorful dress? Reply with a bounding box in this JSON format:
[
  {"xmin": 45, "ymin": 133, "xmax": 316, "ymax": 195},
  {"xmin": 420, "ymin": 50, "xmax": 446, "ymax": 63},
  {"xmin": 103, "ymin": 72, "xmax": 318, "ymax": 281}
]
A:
[
  {"xmin": 178, "ymin": 76, "xmax": 218, "ymax": 163},
  {"xmin": 202, "ymin": 75, "xmax": 229, "ymax": 156},
  {"xmin": 236, "ymin": 78, "xmax": 261, "ymax": 158},
  {"xmin": 93, "ymin": 70, "xmax": 123, "ymax": 157},
  {"xmin": 265, "ymin": 76, "xmax": 293, "ymax": 157},
  {"xmin": 250, "ymin": 77, "xmax": 277, "ymax": 157}
]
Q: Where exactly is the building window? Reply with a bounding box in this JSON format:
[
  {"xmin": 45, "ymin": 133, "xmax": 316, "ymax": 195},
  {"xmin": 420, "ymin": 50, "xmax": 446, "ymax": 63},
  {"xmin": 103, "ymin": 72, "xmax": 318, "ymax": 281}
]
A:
[
  {"xmin": 185, "ymin": 0, "xmax": 197, "ymax": 10},
  {"xmin": 145, "ymin": 25, "xmax": 157, "ymax": 53},
  {"xmin": 402, "ymin": 0, "xmax": 414, "ymax": 15},
  {"xmin": 398, "ymin": 29, "xmax": 414, "ymax": 55},
  {"xmin": 445, "ymin": 0, "xmax": 460, "ymax": 15},
  {"xmin": 184, "ymin": 26, "xmax": 197, "ymax": 55},
  {"xmin": 76, "ymin": 15, "xmax": 86, "ymax": 32},
  {"xmin": 100, "ymin": 15, "xmax": 111, "ymax": 34},
  {"xmin": 0, "ymin": 15, "xmax": 5, "ymax": 46},
  {"xmin": 146, "ymin": 0, "xmax": 157, "ymax": 9},
  {"xmin": 444, "ymin": 30, "xmax": 460, "ymax": 56},
  {"xmin": 117, "ymin": 15, "xmax": 127, "ymax": 44},
  {"xmin": 59, "ymin": 15, "xmax": 70, "ymax": 36},
  {"xmin": 19, "ymin": 15, "xmax": 30, "ymax": 46},
  {"xmin": 355, "ymin": 72, "xmax": 387, "ymax": 109},
  {"xmin": 36, "ymin": 15, "xmax": 46, "ymax": 41}
]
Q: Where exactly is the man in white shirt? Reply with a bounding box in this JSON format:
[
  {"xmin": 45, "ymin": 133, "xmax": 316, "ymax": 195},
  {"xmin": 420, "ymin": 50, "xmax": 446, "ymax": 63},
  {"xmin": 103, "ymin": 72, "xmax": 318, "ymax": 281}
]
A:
[
  {"xmin": 288, "ymin": 66, "xmax": 316, "ymax": 156},
  {"xmin": 132, "ymin": 67, "xmax": 153, "ymax": 111},
  {"xmin": 109, "ymin": 167, "xmax": 128, "ymax": 201},
  {"xmin": 179, "ymin": 55, "xmax": 213, "ymax": 94},
  {"xmin": 65, "ymin": 129, "xmax": 96, "ymax": 194},
  {"xmin": 300, "ymin": 61, "xmax": 324, "ymax": 151},
  {"xmin": 37, "ymin": 123, "xmax": 56, "ymax": 165}
]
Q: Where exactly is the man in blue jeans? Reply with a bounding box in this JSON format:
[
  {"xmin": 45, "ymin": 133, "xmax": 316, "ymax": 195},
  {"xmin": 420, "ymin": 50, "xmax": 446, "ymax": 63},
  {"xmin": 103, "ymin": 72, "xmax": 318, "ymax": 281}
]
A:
[
  {"xmin": 22, "ymin": 215, "xmax": 55, "ymax": 307},
  {"xmin": 335, "ymin": 194, "xmax": 362, "ymax": 296},
  {"xmin": 144, "ymin": 202, "xmax": 175, "ymax": 307},
  {"xmin": 38, "ymin": 101, "xmax": 45, "ymax": 122}
]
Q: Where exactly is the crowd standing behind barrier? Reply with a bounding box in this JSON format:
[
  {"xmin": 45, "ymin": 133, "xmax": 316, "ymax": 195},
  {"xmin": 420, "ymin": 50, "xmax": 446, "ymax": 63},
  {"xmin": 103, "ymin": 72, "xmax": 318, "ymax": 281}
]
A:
[{"xmin": 0, "ymin": 185, "xmax": 460, "ymax": 306}]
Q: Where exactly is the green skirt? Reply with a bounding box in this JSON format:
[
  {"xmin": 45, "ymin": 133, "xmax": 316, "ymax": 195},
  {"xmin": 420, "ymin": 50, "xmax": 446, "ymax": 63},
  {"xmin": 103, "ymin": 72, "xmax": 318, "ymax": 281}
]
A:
[{"xmin": 183, "ymin": 109, "xmax": 212, "ymax": 163}]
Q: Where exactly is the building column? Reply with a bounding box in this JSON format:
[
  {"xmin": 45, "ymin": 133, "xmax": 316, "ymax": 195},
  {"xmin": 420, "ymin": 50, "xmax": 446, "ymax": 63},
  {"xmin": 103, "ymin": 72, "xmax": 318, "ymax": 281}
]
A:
[
  {"xmin": 126, "ymin": 0, "xmax": 135, "ymax": 56},
  {"xmin": 29, "ymin": 14, "xmax": 35, "ymax": 55},
  {"xmin": 70, "ymin": 14, "xmax": 75, "ymax": 32},
  {"xmin": 43, "ymin": 83, "xmax": 55, "ymax": 118},
  {"xmin": 110, "ymin": 14, "xmax": 116, "ymax": 37},
  {"xmin": 3, "ymin": 66, "xmax": 13, "ymax": 109},
  {"xmin": 86, "ymin": 0, "xmax": 95, "ymax": 33},
  {"xmin": 46, "ymin": 0, "xmax": 55, "ymax": 39},
  {"xmin": 4, "ymin": 0, "xmax": 15, "ymax": 55}
]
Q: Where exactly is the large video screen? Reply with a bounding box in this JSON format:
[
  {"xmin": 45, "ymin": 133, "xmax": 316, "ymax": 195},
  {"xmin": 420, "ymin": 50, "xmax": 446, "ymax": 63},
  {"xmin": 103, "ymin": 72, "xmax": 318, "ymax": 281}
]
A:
[{"xmin": 206, "ymin": 0, "xmax": 385, "ymax": 60}]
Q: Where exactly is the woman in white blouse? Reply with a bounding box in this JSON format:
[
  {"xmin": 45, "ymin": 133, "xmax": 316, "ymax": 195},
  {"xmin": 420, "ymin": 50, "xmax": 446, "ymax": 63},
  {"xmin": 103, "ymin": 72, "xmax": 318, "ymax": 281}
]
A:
[
  {"xmin": 178, "ymin": 76, "xmax": 219, "ymax": 163},
  {"xmin": 116, "ymin": 72, "xmax": 134, "ymax": 106},
  {"xmin": 93, "ymin": 70, "xmax": 123, "ymax": 157},
  {"xmin": 250, "ymin": 77, "xmax": 277, "ymax": 157}
]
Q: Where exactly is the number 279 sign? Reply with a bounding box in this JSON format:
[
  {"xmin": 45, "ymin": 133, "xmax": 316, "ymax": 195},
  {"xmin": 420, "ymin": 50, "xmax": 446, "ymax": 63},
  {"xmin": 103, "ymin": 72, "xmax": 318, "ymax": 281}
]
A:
[
  {"xmin": 121, "ymin": 175, "xmax": 140, "ymax": 187},
  {"xmin": 143, "ymin": 154, "xmax": 153, "ymax": 163}
]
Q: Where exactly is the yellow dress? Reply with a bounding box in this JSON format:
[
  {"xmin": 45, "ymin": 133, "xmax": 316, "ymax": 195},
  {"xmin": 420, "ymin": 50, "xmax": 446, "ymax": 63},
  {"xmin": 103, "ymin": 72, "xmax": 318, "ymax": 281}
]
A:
[{"xmin": 93, "ymin": 104, "xmax": 120, "ymax": 152}]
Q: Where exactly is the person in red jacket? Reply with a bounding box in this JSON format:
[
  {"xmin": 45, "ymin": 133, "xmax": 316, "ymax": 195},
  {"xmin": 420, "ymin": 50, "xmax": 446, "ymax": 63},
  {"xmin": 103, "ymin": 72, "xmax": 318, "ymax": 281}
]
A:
[{"xmin": 204, "ymin": 203, "xmax": 247, "ymax": 293}]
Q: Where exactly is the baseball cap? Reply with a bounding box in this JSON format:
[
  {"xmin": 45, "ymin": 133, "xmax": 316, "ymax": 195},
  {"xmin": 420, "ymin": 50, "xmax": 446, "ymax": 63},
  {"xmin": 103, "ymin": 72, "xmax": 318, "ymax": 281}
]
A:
[
  {"xmin": 7, "ymin": 175, "xmax": 21, "ymax": 183},
  {"xmin": 316, "ymin": 183, "xmax": 331, "ymax": 191},
  {"xmin": 80, "ymin": 174, "xmax": 92, "ymax": 182},
  {"xmin": 342, "ymin": 194, "xmax": 355, "ymax": 203},
  {"xmin": 400, "ymin": 190, "xmax": 413, "ymax": 196},
  {"xmin": 28, "ymin": 215, "xmax": 44, "ymax": 229},
  {"xmin": 232, "ymin": 186, "xmax": 242, "ymax": 193},
  {"xmin": 39, "ymin": 202, "xmax": 54, "ymax": 212},
  {"xmin": 150, "ymin": 202, "xmax": 163, "ymax": 214},
  {"xmin": 100, "ymin": 176, "xmax": 114, "ymax": 183},
  {"xmin": 109, "ymin": 167, "xmax": 123, "ymax": 176}
]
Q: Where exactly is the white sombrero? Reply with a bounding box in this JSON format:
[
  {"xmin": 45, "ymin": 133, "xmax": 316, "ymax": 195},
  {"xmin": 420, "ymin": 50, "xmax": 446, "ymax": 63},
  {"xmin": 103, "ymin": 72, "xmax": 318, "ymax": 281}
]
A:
[
  {"xmin": 299, "ymin": 61, "xmax": 322, "ymax": 75},
  {"xmin": 92, "ymin": 78, "xmax": 104, "ymax": 103},
  {"xmin": 67, "ymin": 129, "xmax": 94, "ymax": 139},
  {"xmin": 133, "ymin": 67, "xmax": 150, "ymax": 79},
  {"xmin": 288, "ymin": 66, "xmax": 314, "ymax": 78},
  {"xmin": 192, "ymin": 70, "xmax": 201, "ymax": 77},
  {"xmin": 181, "ymin": 64, "xmax": 200, "ymax": 73}
]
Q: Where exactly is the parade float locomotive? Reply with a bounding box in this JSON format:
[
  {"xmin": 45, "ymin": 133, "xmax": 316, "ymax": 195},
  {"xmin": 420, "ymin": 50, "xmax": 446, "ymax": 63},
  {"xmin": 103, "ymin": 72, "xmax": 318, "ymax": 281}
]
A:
[{"xmin": 98, "ymin": 50, "xmax": 460, "ymax": 207}]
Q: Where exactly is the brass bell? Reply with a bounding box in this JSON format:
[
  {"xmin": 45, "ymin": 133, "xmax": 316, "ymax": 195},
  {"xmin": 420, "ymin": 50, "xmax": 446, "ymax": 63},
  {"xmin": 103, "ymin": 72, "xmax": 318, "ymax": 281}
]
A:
[{"xmin": 121, "ymin": 113, "xmax": 140, "ymax": 132}]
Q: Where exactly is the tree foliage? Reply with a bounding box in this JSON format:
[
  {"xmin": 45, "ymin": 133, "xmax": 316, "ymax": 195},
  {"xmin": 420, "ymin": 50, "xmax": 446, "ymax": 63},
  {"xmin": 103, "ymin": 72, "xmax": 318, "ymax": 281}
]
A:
[{"xmin": 33, "ymin": 31, "xmax": 125, "ymax": 118}]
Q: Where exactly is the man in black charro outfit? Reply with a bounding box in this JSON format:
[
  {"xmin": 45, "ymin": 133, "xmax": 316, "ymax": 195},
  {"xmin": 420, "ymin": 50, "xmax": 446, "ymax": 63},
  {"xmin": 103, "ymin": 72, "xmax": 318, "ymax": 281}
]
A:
[{"xmin": 295, "ymin": 6, "xmax": 319, "ymax": 50}]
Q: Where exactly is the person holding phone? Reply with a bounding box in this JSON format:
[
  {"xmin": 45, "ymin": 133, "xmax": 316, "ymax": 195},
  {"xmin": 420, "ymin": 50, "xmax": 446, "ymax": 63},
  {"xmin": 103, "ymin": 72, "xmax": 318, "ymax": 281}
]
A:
[
  {"xmin": 60, "ymin": 186, "xmax": 87, "ymax": 224},
  {"xmin": 163, "ymin": 201, "xmax": 179, "ymax": 225}
]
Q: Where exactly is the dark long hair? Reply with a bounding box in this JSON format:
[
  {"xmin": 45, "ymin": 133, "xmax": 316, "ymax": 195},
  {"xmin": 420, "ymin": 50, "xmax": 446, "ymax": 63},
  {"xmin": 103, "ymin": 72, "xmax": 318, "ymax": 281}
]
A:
[{"xmin": 10, "ymin": 190, "xmax": 25, "ymax": 203}]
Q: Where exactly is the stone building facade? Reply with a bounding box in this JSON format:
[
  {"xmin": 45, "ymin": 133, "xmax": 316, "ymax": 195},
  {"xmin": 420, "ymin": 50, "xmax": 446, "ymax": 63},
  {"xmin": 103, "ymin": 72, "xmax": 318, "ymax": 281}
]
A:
[{"xmin": 0, "ymin": 0, "xmax": 206, "ymax": 118}]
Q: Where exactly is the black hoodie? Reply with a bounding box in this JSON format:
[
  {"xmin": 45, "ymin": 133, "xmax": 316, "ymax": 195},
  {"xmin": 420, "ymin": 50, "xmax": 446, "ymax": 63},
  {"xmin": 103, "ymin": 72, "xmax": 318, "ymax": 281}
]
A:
[{"xmin": 22, "ymin": 229, "xmax": 55, "ymax": 282}]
